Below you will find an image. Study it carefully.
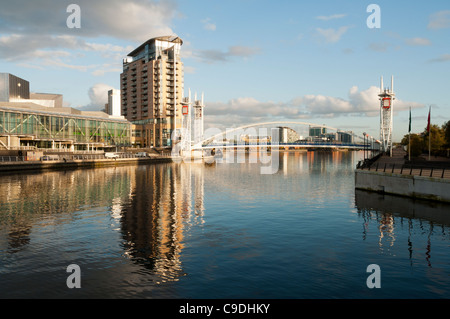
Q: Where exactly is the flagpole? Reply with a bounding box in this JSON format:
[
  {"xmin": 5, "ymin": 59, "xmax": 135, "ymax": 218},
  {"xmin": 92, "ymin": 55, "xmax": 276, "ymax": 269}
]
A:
[
  {"xmin": 429, "ymin": 128, "xmax": 431, "ymax": 161},
  {"xmin": 428, "ymin": 106, "xmax": 431, "ymax": 161},
  {"xmin": 409, "ymin": 133, "xmax": 411, "ymax": 161},
  {"xmin": 408, "ymin": 107, "xmax": 411, "ymax": 161}
]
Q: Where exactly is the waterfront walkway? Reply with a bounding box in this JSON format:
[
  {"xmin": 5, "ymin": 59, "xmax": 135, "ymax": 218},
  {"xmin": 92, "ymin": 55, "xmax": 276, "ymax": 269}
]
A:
[
  {"xmin": 359, "ymin": 147, "xmax": 450, "ymax": 179},
  {"xmin": 0, "ymin": 154, "xmax": 174, "ymax": 173}
]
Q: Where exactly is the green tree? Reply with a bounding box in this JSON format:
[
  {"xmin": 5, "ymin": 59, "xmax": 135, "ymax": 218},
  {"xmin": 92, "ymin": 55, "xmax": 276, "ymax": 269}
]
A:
[
  {"xmin": 443, "ymin": 120, "xmax": 450, "ymax": 148},
  {"xmin": 401, "ymin": 133, "xmax": 424, "ymax": 157},
  {"xmin": 423, "ymin": 124, "xmax": 445, "ymax": 156}
]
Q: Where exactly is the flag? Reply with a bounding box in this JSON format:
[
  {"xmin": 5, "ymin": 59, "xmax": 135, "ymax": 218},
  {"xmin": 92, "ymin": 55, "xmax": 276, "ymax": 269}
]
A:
[
  {"xmin": 408, "ymin": 107, "xmax": 411, "ymax": 133},
  {"xmin": 426, "ymin": 106, "xmax": 431, "ymax": 132}
]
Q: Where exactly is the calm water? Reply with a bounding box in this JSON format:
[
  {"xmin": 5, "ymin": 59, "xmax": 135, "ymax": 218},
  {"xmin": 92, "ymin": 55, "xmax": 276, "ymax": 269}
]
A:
[{"xmin": 0, "ymin": 151, "xmax": 449, "ymax": 299}]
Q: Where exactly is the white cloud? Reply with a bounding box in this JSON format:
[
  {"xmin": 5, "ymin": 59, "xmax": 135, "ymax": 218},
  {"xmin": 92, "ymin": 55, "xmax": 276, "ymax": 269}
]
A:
[
  {"xmin": 368, "ymin": 42, "xmax": 390, "ymax": 52},
  {"xmin": 204, "ymin": 86, "xmax": 424, "ymax": 129},
  {"xmin": 0, "ymin": 0, "xmax": 178, "ymax": 42},
  {"xmin": 183, "ymin": 65, "xmax": 196, "ymax": 74},
  {"xmin": 316, "ymin": 14, "xmax": 347, "ymax": 21},
  {"xmin": 298, "ymin": 86, "xmax": 423, "ymax": 116},
  {"xmin": 202, "ymin": 18, "xmax": 216, "ymax": 31},
  {"xmin": 41, "ymin": 59, "xmax": 96, "ymax": 72},
  {"xmin": 193, "ymin": 45, "xmax": 261, "ymax": 63},
  {"xmin": 0, "ymin": 32, "xmax": 135, "ymax": 77},
  {"xmin": 429, "ymin": 54, "xmax": 450, "ymax": 63},
  {"xmin": 79, "ymin": 83, "xmax": 115, "ymax": 111},
  {"xmin": 428, "ymin": 10, "xmax": 450, "ymax": 29},
  {"xmin": 91, "ymin": 64, "xmax": 123, "ymax": 76},
  {"xmin": 84, "ymin": 42, "xmax": 134, "ymax": 54},
  {"xmin": 315, "ymin": 26, "xmax": 350, "ymax": 43},
  {"xmin": 0, "ymin": 34, "xmax": 82, "ymax": 61},
  {"xmin": 228, "ymin": 46, "xmax": 261, "ymax": 57},
  {"xmin": 405, "ymin": 37, "xmax": 432, "ymax": 46}
]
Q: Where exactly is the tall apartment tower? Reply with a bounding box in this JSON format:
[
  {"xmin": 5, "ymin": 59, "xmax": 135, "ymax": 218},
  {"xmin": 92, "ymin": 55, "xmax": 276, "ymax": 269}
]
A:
[{"xmin": 121, "ymin": 36, "xmax": 184, "ymax": 148}]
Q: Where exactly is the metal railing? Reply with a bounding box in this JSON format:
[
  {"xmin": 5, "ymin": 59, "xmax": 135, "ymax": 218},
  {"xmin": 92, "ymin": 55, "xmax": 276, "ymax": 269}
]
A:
[
  {"xmin": 0, "ymin": 156, "xmax": 27, "ymax": 162},
  {"xmin": 360, "ymin": 163, "xmax": 450, "ymax": 179},
  {"xmin": 0, "ymin": 153, "xmax": 169, "ymax": 163}
]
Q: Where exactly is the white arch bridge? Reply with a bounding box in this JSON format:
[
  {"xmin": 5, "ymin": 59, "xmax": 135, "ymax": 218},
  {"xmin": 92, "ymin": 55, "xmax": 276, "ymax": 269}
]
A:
[{"xmin": 183, "ymin": 121, "xmax": 380, "ymax": 151}]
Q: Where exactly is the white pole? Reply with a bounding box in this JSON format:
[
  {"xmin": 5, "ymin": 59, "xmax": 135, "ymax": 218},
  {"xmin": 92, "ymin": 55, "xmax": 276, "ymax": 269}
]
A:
[
  {"xmin": 428, "ymin": 105, "xmax": 431, "ymax": 161},
  {"xmin": 408, "ymin": 107, "xmax": 411, "ymax": 161},
  {"xmin": 391, "ymin": 75, "xmax": 394, "ymax": 93},
  {"xmin": 173, "ymin": 45, "xmax": 177, "ymax": 141}
]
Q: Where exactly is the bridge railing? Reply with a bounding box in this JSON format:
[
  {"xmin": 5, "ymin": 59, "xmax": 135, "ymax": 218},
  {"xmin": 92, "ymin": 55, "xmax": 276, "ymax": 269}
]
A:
[{"xmin": 202, "ymin": 142, "xmax": 378, "ymax": 148}]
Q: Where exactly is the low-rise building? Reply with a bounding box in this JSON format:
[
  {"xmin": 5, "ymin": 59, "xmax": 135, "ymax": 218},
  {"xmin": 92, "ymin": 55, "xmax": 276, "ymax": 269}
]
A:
[{"xmin": 0, "ymin": 73, "xmax": 131, "ymax": 152}]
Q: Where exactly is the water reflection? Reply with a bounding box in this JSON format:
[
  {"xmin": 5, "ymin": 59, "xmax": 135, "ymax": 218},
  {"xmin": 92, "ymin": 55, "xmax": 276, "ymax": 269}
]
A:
[
  {"xmin": 0, "ymin": 163, "xmax": 206, "ymax": 295},
  {"xmin": 0, "ymin": 168, "xmax": 131, "ymax": 254},
  {"xmin": 355, "ymin": 189, "xmax": 450, "ymax": 267},
  {"xmin": 1, "ymin": 151, "xmax": 449, "ymax": 298},
  {"xmin": 118, "ymin": 163, "xmax": 205, "ymax": 283}
]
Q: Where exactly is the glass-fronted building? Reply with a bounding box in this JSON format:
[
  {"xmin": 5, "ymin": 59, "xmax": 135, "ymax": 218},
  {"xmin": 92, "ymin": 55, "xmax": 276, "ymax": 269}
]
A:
[
  {"xmin": 0, "ymin": 72, "xmax": 132, "ymax": 151},
  {"xmin": 0, "ymin": 103, "xmax": 131, "ymax": 150}
]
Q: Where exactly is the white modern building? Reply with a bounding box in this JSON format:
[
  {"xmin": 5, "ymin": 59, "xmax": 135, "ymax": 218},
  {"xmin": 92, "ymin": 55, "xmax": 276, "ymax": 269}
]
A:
[{"xmin": 107, "ymin": 89, "xmax": 121, "ymax": 117}]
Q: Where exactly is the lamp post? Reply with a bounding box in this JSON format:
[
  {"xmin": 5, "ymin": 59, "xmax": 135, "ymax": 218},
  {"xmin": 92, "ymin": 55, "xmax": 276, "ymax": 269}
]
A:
[{"xmin": 363, "ymin": 132, "xmax": 367, "ymax": 161}]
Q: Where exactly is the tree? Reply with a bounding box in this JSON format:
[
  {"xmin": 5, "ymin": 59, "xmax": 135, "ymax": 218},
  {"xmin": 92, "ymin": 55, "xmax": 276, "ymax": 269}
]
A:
[
  {"xmin": 423, "ymin": 124, "xmax": 445, "ymax": 156},
  {"xmin": 401, "ymin": 133, "xmax": 424, "ymax": 158},
  {"xmin": 443, "ymin": 120, "xmax": 450, "ymax": 148}
]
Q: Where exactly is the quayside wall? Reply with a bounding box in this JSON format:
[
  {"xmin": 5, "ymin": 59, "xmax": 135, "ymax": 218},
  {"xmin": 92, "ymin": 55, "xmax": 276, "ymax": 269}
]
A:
[
  {"xmin": 0, "ymin": 157, "xmax": 173, "ymax": 174},
  {"xmin": 355, "ymin": 169, "xmax": 450, "ymax": 203}
]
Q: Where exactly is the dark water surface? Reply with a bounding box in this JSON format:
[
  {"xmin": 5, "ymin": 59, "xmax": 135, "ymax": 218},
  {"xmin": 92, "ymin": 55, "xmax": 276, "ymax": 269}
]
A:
[{"xmin": 1, "ymin": 151, "xmax": 449, "ymax": 299}]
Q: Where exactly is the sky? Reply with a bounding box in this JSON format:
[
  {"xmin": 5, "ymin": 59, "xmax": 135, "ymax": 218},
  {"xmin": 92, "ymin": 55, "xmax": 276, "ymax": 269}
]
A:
[{"xmin": 0, "ymin": 0, "xmax": 449, "ymax": 141}]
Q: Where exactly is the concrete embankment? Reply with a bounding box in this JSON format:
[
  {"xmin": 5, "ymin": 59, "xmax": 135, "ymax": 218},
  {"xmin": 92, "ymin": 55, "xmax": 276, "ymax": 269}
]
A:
[
  {"xmin": 0, "ymin": 156, "xmax": 173, "ymax": 174},
  {"xmin": 355, "ymin": 169, "xmax": 450, "ymax": 202},
  {"xmin": 355, "ymin": 147, "xmax": 450, "ymax": 203}
]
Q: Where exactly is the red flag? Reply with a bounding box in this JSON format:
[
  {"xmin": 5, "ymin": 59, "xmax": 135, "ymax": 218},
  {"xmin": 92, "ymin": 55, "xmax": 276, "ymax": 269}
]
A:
[{"xmin": 426, "ymin": 107, "xmax": 431, "ymax": 132}]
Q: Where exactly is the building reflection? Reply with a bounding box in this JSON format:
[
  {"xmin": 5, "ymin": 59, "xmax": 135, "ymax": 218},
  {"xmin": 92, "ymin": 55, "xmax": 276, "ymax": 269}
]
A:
[
  {"xmin": 0, "ymin": 167, "xmax": 131, "ymax": 253},
  {"xmin": 355, "ymin": 189, "xmax": 450, "ymax": 267},
  {"xmin": 117, "ymin": 162, "xmax": 205, "ymax": 283},
  {"xmin": 0, "ymin": 163, "xmax": 206, "ymax": 284}
]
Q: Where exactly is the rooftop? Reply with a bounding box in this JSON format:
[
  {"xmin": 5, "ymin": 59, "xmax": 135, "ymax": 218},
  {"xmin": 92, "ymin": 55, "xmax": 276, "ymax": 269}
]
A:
[
  {"xmin": 127, "ymin": 35, "xmax": 183, "ymax": 57},
  {"xmin": 0, "ymin": 102, "xmax": 128, "ymax": 122}
]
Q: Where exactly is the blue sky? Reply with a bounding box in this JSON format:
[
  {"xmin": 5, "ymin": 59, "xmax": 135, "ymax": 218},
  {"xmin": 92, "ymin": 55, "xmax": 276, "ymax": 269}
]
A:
[{"xmin": 0, "ymin": 0, "xmax": 449, "ymax": 141}]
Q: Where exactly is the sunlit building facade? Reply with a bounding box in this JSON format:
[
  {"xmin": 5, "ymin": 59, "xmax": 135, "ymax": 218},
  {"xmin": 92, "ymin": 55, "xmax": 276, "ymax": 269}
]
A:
[
  {"xmin": 0, "ymin": 103, "xmax": 131, "ymax": 150},
  {"xmin": 0, "ymin": 73, "xmax": 131, "ymax": 151},
  {"xmin": 121, "ymin": 36, "xmax": 184, "ymax": 148}
]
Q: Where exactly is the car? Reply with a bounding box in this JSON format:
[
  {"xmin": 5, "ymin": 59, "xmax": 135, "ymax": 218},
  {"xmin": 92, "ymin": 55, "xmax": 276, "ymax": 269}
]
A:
[
  {"xmin": 105, "ymin": 152, "xmax": 119, "ymax": 159},
  {"xmin": 136, "ymin": 152, "xmax": 147, "ymax": 158}
]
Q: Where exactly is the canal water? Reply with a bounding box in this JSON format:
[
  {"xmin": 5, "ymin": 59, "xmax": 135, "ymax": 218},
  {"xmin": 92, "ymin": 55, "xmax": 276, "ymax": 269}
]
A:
[{"xmin": 0, "ymin": 151, "xmax": 449, "ymax": 299}]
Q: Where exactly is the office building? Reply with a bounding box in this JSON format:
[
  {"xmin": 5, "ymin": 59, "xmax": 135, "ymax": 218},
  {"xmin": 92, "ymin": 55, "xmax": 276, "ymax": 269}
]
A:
[
  {"xmin": 337, "ymin": 131, "xmax": 354, "ymax": 143},
  {"xmin": 0, "ymin": 73, "xmax": 30, "ymax": 101},
  {"xmin": 120, "ymin": 36, "xmax": 184, "ymax": 148},
  {"xmin": 0, "ymin": 73, "xmax": 65, "ymax": 108},
  {"xmin": 0, "ymin": 73, "xmax": 131, "ymax": 151},
  {"xmin": 309, "ymin": 126, "xmax": 327, "ymax": 137},
  {"xmin": 278, "ymin": 126, "xmax": 300, "ymax": 143}
]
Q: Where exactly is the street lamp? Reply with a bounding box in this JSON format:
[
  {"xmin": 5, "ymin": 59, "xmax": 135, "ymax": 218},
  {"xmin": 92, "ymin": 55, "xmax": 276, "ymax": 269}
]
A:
[{"xmin": 363, "ymin": 132, "xmax": 367, "ymax": 161}]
